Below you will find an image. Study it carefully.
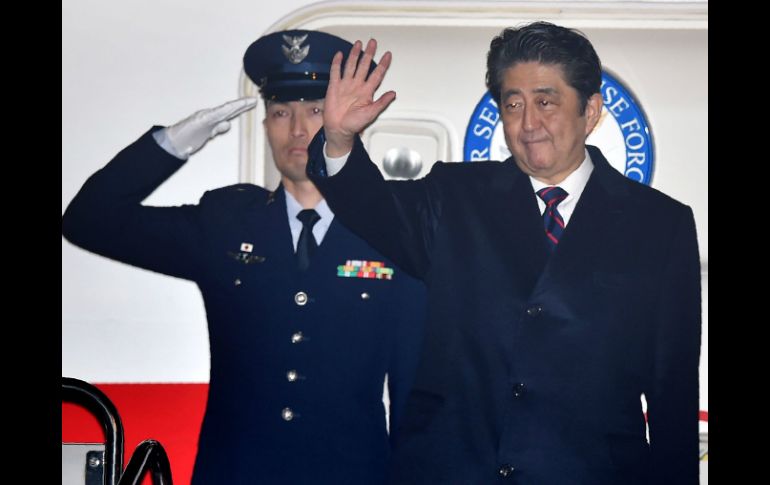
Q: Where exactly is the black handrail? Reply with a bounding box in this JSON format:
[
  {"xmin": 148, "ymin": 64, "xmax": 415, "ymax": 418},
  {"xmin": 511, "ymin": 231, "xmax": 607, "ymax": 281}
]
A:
[
  {"xmin": 62, "ymin": 377, "xmax": 173, "ymax": 485},
  {"xmin": 119, "ymin": 440, "xmax": 173, "ymax": 485},
  {"xmin": 62, "ymin": 377, "xmax": 124, "ymax": 485}
]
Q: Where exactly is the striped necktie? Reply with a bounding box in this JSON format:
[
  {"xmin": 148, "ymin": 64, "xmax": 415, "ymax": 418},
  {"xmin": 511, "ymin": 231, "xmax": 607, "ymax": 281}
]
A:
[{"xmin": 536, "ymin": 186, "xmax": 568, "ymax": 251}]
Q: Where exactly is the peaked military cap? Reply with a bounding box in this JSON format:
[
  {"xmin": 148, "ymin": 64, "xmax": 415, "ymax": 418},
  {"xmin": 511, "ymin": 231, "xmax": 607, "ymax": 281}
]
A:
[{"xmin": 244, "ymin": 29, "xmax": 375, "ymax": 102}]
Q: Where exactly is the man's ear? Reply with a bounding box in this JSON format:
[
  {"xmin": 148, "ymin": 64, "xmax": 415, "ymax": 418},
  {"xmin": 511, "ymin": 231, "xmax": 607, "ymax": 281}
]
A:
[{"xmin": 584, "ymin": 93, "xmax": 604, "ymax": 136}]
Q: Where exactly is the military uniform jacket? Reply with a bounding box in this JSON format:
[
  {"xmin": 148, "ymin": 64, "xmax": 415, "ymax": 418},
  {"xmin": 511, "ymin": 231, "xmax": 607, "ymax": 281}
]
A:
[
  {"xmin": 62, "ymin": 128, "xmax": 426, "ymax": 485},
  {"xmin": 307, "ymin": 133, "xmax": 701, "ymax": 485}
]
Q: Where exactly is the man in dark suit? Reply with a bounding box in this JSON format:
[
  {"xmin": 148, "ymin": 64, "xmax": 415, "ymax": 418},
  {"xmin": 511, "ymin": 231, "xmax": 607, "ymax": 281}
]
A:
[
  {"xmin": 306, "ymin": 22, "xmax": 701, "ymax": 484},
  {"xmin": 62, "ymin": 30, "xmax": 425, "ymax": 485}
]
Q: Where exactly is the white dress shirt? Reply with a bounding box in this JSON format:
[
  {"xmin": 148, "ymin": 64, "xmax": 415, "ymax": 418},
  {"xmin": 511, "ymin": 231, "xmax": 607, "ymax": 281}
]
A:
[
  {"xmin": 529, "ymin": 150, "xmax": 594, "ymax": 227},
  {"xmin": 284, "ymin": 189, "xmax": 335, "ymax": 251}
]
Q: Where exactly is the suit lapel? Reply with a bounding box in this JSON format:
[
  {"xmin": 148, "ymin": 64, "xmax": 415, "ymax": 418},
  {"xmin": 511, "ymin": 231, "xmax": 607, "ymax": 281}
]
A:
[
  {"xmin": 537, "ymin": 146, "xmax": 629, "ymax": 288},
  {"xmin": 494, "ymin": 160, "xmax": 550, "ymax": 296},
  {"xmin": 262, "ymin": 185, "xmax": 296, "ymax": 264}
]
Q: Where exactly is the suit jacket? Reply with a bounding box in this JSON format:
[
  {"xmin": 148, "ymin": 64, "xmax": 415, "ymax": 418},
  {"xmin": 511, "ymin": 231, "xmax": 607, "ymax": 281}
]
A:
[
  {"xmin": 62, "ymin": 128, "xmax": 426, "ymax": 485},
  {"xmin": 307, "ymin": 132, "xmax": 701, "ymax": 485}
]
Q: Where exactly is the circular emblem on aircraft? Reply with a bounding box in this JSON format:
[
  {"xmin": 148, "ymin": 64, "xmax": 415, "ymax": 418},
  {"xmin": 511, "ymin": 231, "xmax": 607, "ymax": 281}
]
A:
[{"xmin": 464, "ymin": 70, "xmax": 655, "ymax": 185}]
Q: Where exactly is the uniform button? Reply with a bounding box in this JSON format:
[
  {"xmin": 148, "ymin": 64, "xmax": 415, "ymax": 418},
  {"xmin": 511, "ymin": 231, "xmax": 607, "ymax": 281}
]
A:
[
  {"xmin": 294, "ymin": 291, "xmax": 308, "ymax": 306},
  {"xmin": 360, "ymin": 292, "xmax": 370, "ymax": 300},
  {"xmin": 498, "ymin": 464, "xmax": 515, "ymax": 478},
  {"xmin": 281, "ymin": 407, "xmax": 294, "ymax": 421},
  {"xmin": 286, "ymin": 370, "xmax": 298, "ymax": 382},
  {"xmin": 525, "ymin": 305, "xmax": 543, "ymax": 317},
  {"xmin": 291, "ymin": 332, "xmax": 304, "ymax": 344},
  {"xmin": 233, "ymin": 278, "xmax": 241, "ymax": 286},
  {"xmin": 512, "ymin": 382, "xmax": 526, "ymax": 398}
]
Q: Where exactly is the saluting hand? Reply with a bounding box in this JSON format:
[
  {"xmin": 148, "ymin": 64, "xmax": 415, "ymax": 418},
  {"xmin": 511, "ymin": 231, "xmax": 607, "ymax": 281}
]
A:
[
  {"xmin": 164, "ymin": 97, "xmax": 258, "ymax": 158},
  {"xmin": 323, "ymin": 39, "xmax": 395, "ymax": 157}
]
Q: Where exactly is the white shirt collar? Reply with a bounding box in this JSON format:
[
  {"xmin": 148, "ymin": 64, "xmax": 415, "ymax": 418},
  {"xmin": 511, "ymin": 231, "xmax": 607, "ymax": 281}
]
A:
[
  {"xmin": 529, "ymin": 149, "xmax": 594, "ymax": 226},
  {"xmin": 284, "ymin": 189, "xmax": 335, "ymax": 250}
]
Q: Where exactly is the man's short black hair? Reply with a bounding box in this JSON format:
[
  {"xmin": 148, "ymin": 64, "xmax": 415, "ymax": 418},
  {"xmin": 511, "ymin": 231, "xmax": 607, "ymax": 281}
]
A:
[{"xmin": 486, "ymin": 21, "xmax": 602, "ymax": 114}]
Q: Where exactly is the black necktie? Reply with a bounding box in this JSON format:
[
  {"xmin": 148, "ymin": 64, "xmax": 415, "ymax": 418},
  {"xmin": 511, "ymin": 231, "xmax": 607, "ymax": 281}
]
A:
[
  {"xmin": 296, "ymin": 209, "xmax": 320, "ymax": 271},
  {"xmin": 536, "ymin": 186, "xmax": 568, "ymax": 251}
]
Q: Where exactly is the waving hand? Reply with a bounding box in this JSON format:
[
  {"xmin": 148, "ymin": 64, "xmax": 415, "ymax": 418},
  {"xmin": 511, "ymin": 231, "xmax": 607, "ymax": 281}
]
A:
[{"xmin": 323, "ymin": 39, "xmax": 395, "ymax": 157}]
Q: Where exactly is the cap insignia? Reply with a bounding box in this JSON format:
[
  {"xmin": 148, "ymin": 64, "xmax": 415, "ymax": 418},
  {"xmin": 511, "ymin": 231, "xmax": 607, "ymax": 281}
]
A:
[{"xmin": 282, "ymin": 34, "xmax": 309, "ymax": 64}]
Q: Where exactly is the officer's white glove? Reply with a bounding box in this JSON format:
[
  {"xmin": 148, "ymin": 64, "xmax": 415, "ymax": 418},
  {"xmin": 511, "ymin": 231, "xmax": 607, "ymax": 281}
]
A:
[{"xmin": 161, "ymin": 97, "xmax": 258, "ymax": 159}]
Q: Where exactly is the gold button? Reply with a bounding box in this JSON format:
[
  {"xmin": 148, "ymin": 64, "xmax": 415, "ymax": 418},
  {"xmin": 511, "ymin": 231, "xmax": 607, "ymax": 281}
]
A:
[
  {"xmin": 286, "ymin": 370, "xmax": 298, "ymax": 382},
  {"xmin": 294, "ymin": 291, "xmax": 308, "ymax": 305},
  {"xmin": 281, "ymin": 407, "xmax": 294, "ymax": 421},
  {"xmin": 291, "ymin": 332, "xmax": 304, "ymax": 344}
]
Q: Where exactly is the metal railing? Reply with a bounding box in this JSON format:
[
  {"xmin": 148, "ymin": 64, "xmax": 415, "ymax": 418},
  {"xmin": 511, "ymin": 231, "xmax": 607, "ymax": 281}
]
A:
[{"xmin": 62, "ymin": 377, "xmax": 173, "ymax": 485}]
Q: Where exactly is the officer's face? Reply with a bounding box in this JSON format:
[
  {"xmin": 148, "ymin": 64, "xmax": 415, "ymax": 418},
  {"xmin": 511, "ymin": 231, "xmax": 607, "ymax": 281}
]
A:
[
  {"xmin": 499, "ymin": 62, "xmax": 602, "ymax": 185},
  {"xmin": 264, "ymin": 99, "xmax": 325, "ymax": 183}
]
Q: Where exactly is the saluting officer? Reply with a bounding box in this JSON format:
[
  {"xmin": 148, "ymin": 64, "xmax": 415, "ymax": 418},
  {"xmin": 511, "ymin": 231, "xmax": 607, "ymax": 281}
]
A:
[{"xmin": 62, "ymin": 30, "xmax": 426, "ymax": 485}]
